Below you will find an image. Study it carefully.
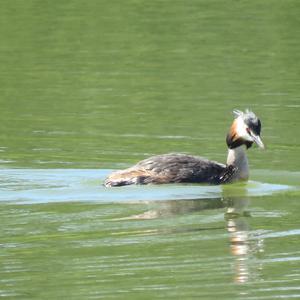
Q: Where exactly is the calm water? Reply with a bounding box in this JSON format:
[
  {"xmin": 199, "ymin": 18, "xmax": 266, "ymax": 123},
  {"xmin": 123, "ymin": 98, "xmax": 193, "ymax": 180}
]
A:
[{"xmin": 0, "ymin": 1, "xmax": 300, "ymax": 299}]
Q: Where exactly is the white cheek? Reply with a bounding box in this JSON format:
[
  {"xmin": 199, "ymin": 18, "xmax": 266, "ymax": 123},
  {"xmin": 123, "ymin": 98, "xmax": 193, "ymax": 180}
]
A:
[{"xmin": 236, "ymin": 117, "xmax": 252, "ymax": 141}]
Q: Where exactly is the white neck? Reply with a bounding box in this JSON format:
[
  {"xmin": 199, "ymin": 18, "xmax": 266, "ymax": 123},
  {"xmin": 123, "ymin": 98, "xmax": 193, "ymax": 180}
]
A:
[{"xmin": 226, "ymin": 146, "xmax": 249, "ymax": 181}]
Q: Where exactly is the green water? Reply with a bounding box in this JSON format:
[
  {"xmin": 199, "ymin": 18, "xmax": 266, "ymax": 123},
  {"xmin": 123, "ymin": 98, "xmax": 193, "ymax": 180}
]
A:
[{"xmin": 0, "ymin": 1, "xmax": 300, "ymax": 299}]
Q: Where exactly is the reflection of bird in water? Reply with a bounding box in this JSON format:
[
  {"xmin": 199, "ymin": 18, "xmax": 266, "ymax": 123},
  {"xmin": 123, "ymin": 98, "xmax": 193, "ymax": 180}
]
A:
[
  {"xmin": 112, "ymin": 194, "xmax": 264, "ymax": 284},
  {"xmin": 226, "ymin": 197, "xmax": 264, "ymax": 284},
  {"xmin": 113, "ymin": 198, "xmax": 226, "ymax": 220},
  {"xmin": 228, "ymin": 217, "xmax": 251, "ymax": 283},
  {"xmin": 105, "ymin": 109, "xmax": 264, "ymax": 187}
]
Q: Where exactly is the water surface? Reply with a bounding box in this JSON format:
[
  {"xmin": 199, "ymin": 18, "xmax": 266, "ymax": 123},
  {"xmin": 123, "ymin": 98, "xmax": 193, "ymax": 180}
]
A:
[{"xmin": 0, "ymin": 1, "xmax": 300, "ymax": 299}]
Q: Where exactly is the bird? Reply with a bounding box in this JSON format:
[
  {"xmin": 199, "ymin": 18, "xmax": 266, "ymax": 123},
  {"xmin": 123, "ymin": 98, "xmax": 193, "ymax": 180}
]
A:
[{"xmin": 104, "ymin": 109, "xmax": 264, "ymax": 187}]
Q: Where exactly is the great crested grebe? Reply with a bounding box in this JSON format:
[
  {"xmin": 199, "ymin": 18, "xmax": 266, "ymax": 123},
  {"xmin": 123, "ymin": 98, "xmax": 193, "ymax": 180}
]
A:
[{"xmin": 104, "ymin": 109, "xmax": 264, "ymax": 187}]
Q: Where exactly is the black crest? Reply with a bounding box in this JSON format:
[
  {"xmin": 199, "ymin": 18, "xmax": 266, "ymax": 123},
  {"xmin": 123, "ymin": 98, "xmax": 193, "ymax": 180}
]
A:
[{"xmin": 244, "ymin": 116, "xmax": 261, "ymax": 136}]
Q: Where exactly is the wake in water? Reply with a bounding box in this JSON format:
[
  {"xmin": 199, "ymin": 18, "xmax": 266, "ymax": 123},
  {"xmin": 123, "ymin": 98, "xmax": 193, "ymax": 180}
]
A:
[{"xmin": 0, "ymin": 168, "xmax": 294, "ymax": 204}]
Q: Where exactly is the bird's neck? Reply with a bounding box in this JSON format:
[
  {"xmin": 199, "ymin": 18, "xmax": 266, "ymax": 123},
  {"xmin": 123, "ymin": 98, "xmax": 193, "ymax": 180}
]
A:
[{"xmin": 226, "ymin": 146, "xmax": 249, "ymax": 180}]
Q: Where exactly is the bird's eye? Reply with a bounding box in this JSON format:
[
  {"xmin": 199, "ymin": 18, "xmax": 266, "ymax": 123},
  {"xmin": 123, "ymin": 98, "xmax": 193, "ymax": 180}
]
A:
[{"xmin": 246, "ymin": 127, "xmax": 252, "ymax": 135}]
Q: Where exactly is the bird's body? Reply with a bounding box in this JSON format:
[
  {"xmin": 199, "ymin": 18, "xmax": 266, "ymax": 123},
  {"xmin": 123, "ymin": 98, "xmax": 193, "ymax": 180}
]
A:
[
  {"xmin": 104, "ymin": 110, "xmax": 264, "ymax": 187},
  {"xmin": 105, "ymin": 153, "xmax": 230, "ymax": 186}
]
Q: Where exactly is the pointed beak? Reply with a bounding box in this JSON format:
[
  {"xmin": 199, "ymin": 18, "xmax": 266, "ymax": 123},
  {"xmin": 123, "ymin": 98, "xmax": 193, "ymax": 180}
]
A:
[{"xmin": 252, "ymin": 134, "xmax": 265, "ymax": 149}]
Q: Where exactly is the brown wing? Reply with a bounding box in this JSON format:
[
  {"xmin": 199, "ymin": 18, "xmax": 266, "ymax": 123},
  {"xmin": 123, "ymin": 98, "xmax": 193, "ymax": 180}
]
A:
[
  {"xmin": 136, "ymin": 153, "xmax": 226, "ymax": 183},
  {"xmin": 104, "ymin": 153, "xmax": 226, "ymax": 186}
]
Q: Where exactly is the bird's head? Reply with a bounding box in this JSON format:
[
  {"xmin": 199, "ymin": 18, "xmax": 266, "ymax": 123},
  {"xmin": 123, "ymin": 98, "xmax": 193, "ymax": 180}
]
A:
[{"xmin": 226, "ymin": 109, "xmax": 264, "ymax": 150}]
